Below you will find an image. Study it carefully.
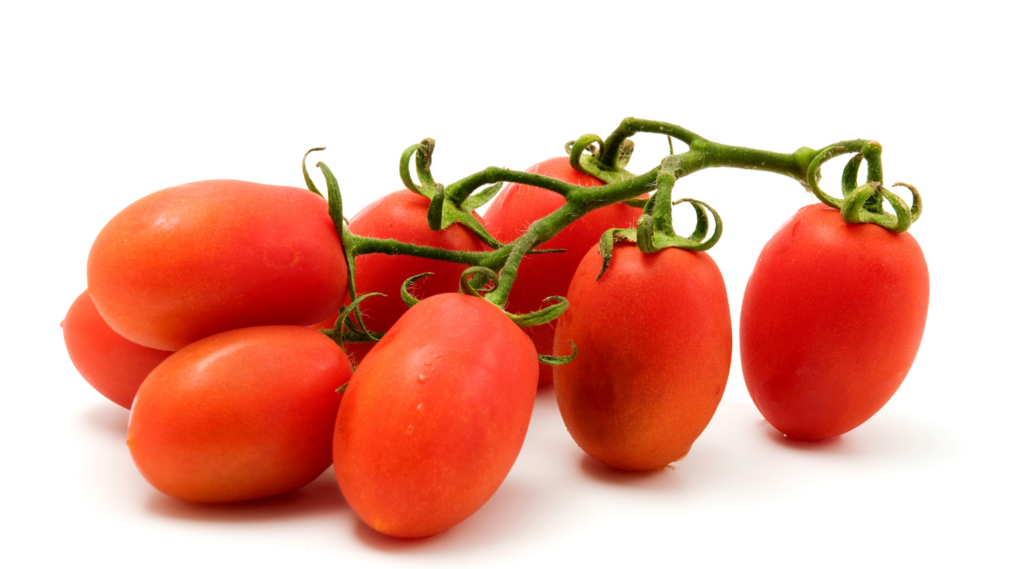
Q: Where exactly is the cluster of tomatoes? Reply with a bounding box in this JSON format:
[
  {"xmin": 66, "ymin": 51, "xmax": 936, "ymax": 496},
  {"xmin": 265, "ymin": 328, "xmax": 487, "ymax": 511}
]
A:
[{"xmin": 63, "ymin": 154, "xmax": 929, "ymax": 539}]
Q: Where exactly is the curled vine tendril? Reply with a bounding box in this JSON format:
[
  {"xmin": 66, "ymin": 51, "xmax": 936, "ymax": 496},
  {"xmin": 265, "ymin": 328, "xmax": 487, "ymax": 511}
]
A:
[
  {"xmin": 596, "ymin": 198, "xmax": 722, "ymax": 280},
  {"xmin": 568, "ymin": 135, "xmax": 604, "ymax": 172},
  {"xmin": 806, "ymin": 145, "xmax": 921, "ymax": 233}
]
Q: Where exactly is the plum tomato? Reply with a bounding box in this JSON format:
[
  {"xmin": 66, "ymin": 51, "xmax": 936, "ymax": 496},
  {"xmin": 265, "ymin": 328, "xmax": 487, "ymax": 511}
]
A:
[
  {"xmin": 88, "ymin": 180, "xmax": 348, "ymax": 351},
  {"xmin": 552, "ymin": 243, "xmax": 732, "ymax": 471},
  {"xmin": 62, "ymin": 290, "xmax": 174, "ymax": 409},
  {"xmin": 127, "ymin": 326, "xmax": 350, "ymax": 503},
  {"xmin": 342, "ymin": 190, "xmax": 487, "ymax": 363},
  {"xmin": 334, "ymin": 293, "xmax": 538, "ymax": 538},
  {"xmin": 483, "ymin": 157, "xmax": 642, "ymax": 387},
  {"xmin": 740, "ymin": 203, "xmax": 929, "ymax": 440}
]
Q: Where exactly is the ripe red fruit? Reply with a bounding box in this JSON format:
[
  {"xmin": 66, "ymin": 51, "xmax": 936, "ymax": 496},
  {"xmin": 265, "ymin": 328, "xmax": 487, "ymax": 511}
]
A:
[
  {"xmin": 740, "ymin": 204, "xmax": 929, "ymax": 440},
  {"xmin": 88, "ymin": 180, "xmax": 348, "ymax": 351},
  {"xmin": 334, "ymin": 293, "xmax": 537, "ymax": 538},
  {"xmin": 62, "ymin": 290, "xmax": 174, "ymax": 409},
  {"xmin": 553, "ymin": 243, "xmax": 732, "ymax": 471}
]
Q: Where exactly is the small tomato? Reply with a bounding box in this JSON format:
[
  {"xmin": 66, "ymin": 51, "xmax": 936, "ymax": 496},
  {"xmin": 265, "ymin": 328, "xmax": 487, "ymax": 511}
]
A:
[
  {"xmin": 62, "ymin": 290, "xmax": 173, "ymax": 409},
  {"xmin": 127, "ymin": 326, "xmax": 350, "ymax": 502},
  {"xmin": 88, "ymin": 180, "xmax": 348, "ymax": 351},
  {"xmin": 740, "ymin": 203, "xmax": 929, "ymax": 440},
  {"xmin": 334, "ymin": 293, "xmax": 537, "ymax": 538},
  {"xmin": 553, "ymin": 243, "xmax": 732, "ymax": 471}
]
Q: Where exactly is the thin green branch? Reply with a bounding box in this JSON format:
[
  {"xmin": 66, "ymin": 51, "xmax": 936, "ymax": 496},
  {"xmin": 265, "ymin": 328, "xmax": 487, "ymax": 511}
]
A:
[
  {"xmin": 601, "ymin": 118, "xmax": 706, "ymax": 168},
  {"xmin": 445, "ymin": 166, "xmax": 578, "ymax": 205},
  {"xmin": 337, "ymin": 121, "xmax": 903, "ymax": 337},
  {"xmin": 348, "ymin": 233, "xmax": 501, "ymax": 266}
]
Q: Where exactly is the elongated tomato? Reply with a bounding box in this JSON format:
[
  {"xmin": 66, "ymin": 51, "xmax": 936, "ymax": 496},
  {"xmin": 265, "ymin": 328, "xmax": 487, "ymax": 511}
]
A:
[
  {"xmin": 62, "ymin": 290, "xmax": 173, "ymax": 409},
  {"xmin": 334, "ymin": 293, "xmax": 537, "ymax": 538},
  {"xmin": 740, "ymin": 204, "xmax": 929, "ymax": 440},
  {"xmin": 88, "ymin": 180, "xmax": 348, "ymax": 351},
  {"xmin": 128, "ymin": 326, "xmax": 350, "ymax": 502},
  {"xmin": 553, "ymin": 244, "xmax": 732, "ymax": 471}
]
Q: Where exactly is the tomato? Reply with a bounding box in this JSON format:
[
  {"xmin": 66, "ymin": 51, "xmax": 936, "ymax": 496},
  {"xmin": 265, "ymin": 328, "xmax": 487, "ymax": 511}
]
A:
[
  {"xmin": 62, "ymin": 290, "xmax": 174, "ymax": 409},
  {"xmin": 343, "ymin": 190, "xmax": 487, "ymax": 363},
  {"xmin": 127, "ymin": 326, "xmax": 349, "ymax": 502},
  {"xmin": 334, "ymin": 293, "xmax": 537, "ymax": 538},
  {"xmin": 88, "ymin": 180, "xmax": 348, "ymax": 351},
  {"xmin": 483, "ymin": 157, "xmax": 642, "ymax": 387},
  {"xmin": 552, "ymin": 243, "xmax": 732, "ymax": 471},
  {"xmin": 740, "ymin": 203, "xmax": 929, "ymax": 440}
]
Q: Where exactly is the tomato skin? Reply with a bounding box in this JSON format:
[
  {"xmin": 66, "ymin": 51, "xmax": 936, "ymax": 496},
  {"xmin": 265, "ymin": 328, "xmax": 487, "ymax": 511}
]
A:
[
  {"xmin": 344, "ymin": 190, "xmax": 488, "ymax": 363},
  {"xmin": 88, "ymin": 180, "xmax": 348, "ymax": 351},
  {"xmin": 62, "ymin": 291, "xmax": 174, "ymax": 409},
  {"xmin": 552, "ymin": 244, "xmax": 732, "ymax": 471},
  {"xmin": 334, "ymin": 293, "xmax": 537, "ymax": 538},
  {"xmin": 127, "ymin": 326, "xmax": 350, "ymax": 503},
  {"xmin": 483, "ymin": 157, "xmax": 642, "ymax": 387},
  {"xmin": 740, "ymin": 204, "xmax": 929, "ymax": 440}
]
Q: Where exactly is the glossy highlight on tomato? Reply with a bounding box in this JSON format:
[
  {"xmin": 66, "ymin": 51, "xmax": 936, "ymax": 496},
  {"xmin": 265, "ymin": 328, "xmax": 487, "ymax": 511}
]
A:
[
  {"xmin": 483, "ymin": 157, "xmax": 642, "ymax": 387},
  {"xmin": 342, "ymin": 190, "xmax": 487, "ymax": 363},
  {"xmin": 88, "ymin": 180, "xmax": 349, "ymax": 351},
  {"xmin": 740, "ymin": 203, "xmax": 929, "ymax": 440},
  {"xmin": 62, "ymin": 290, "xmax": 174, "ymax": 409},
  {"xmin": 127, "ymin": 326, "xmax": 350, "ymax": 503},
  {"xmin": 334, "ymin": 293, "xmax": 537, "ymax": 538},
  {"xmin": 553, "ymin": 243, "xmax": 732, "ymax": 471}
]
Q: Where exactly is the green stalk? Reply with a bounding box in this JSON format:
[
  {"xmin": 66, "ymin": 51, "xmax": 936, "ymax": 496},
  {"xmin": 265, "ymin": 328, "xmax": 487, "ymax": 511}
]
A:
[{"xmin": 316, "ymin": 119, "xmax": 913, "ymax": 341}]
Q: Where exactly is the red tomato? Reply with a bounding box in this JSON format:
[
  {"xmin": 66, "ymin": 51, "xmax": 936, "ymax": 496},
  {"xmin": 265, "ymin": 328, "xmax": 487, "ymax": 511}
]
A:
[
  {"xmin": 88, "ymin": 180, "xmax": 348, "ymax": 351},
  {"xmin": 740, "ymin": 203, "xmax": 929, "ymax": 440},
  {"xmin": 334, "ymin": 293, "xmax": 537, "ymax": 538},
  {"xmin": 344, "ymin": 190, "xmax": 487, "ymax": 363},
  {"xmin": 62, "ymin": 290, "xmax": 174, "ymax": 409},
  {"xmin": 483, "ymin": 157, "xmax": 642, "ymax": 387},
  {"xmin": 552, "ymin": 244, "xmax": 732, "ymax": 471},
  {"xmin": 127, "ymin": 326, "xmax": 350, "ymax": 503}
]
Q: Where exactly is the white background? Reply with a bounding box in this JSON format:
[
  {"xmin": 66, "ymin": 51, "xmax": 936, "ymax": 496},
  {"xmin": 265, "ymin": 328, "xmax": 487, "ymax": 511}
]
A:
[{"xmin": 2, "ymin": 1, "xmax": 1021, "ymax": 567}]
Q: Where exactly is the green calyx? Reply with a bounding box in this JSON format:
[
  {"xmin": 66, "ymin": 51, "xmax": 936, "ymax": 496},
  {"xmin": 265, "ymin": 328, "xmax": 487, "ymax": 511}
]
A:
[
  {"xmin": 400, "ymin": 139, "xmax": 504, "ymax": 248},
  {"xmin": 455, "ymin": 266, "xmax": 575, "ymax": 366},
  {"xmin": 805, "ymin": 143, "xmax": 922, "ymax": 233},
  {"xmin": 566, "ymin": 135, "xmax": 637, "ymax": 185},
  {"xmin": 457, "ymin": 266, "xmax": 568, "ymax": 327},
  {"xmin": 400, "ymin": 272, "xmax": 433, "ymax": 308},
  {"xmin": 538, "ymin": 340, "xmax": 576, "ymax": 366},
  {"xmin": 594, "ymin": 163, "xmax": 723, "ymax": 280},
  {"xmin": 327, "ymin": 292, "xmax": 386, "ymax": 347},
  {"xmin": 507, "ymin": 296, "xmax": 569, "ymax": 328}
]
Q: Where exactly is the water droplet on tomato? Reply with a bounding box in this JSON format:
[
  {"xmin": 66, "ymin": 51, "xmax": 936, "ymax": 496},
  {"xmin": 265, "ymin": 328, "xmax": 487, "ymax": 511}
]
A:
[
  {"xmin": 418, "ymin": 374, "xmax": 428, "ymax": 384},
  {"xmin": 406, "ymin": 425, "xmax": 415, "ymax": 434},
  {"xmin": 416, "ymin": 403, "xmax": 424, "ymax": 412}
]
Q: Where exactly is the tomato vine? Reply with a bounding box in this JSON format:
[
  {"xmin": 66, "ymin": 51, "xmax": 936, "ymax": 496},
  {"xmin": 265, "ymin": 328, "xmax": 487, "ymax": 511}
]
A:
[{"xmin": 304, "ymin": 117, "xmax": 922, "ymax": 352}]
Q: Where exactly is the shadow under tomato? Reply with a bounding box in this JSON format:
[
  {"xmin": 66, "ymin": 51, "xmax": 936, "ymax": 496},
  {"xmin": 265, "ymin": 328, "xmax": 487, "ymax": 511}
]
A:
[
  {"xmin": 145, "ymin": 467, "xmax": 347, "ymax": 523},
  {"xmin": 533, "ymin": 386, "xmax": 557, "ymax": 408},
  {"xmin": 760, "ymin": 420, "xmax": 849, "ymax": 453},
  {"xmin": 757, "ymin": 411, "xmax": 955, "ymax": 468},
  {"xmin": 82, "ymin": 401, "xmax": 130, "ymax": 439},
  {"xmin": 577, "ymin": 453, "xmax": 685, "ymax": 492}
]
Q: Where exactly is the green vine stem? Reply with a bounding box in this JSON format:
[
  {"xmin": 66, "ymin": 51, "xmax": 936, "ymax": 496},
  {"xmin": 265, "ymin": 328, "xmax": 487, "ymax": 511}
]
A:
[{"xmin": 303, "ymin": 118, "xmax": 921, "ymax": 344}]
